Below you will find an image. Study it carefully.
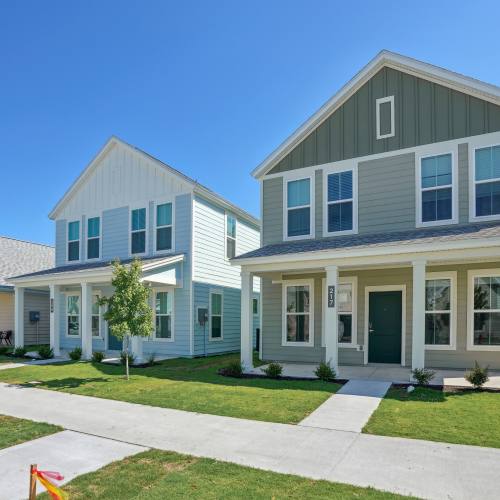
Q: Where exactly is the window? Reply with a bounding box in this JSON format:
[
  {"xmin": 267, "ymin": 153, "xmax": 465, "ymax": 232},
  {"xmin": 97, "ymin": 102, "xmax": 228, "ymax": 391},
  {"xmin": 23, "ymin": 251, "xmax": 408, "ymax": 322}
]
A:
[
  {"xmin": 419, "ymin": 153, "xmax": 454, "ymax": 224},
  {"xmin": 226, "ymin": 214, "xmax": 236, "ymax": 259},
  {"xmin": 210, "ymin": 292, "xmax": 223, "ymax": 340},
  {"xmin": 252, "ymin": 298, "xmax": 258, "ymax": 315},
  {"xmin": 66, "ymin": 294, "xmax": 80, "ymax": 336},
  {"xmin": 67, "ymin": 221, "xmax": 80, "ymax": 261},
  {"xmin": 286, "ymin": 178, "xmax": 311, "ymax": 238},
  {"xmin": 156, "ymin": 203, "xmax": 173, "ymax": 252},
  {"xmin": 154, "ymin": 290, "xmax": 173, "ymax": 340},
  {"xmin": 473, "ymin": 145, "xmax": 500, "ymax": 219},
  {"xmin": 131, "ymin": 207, "xmax": 146, "ymax": 255},
  {"xmin": 92, "ymin": 294, "xmax": 101, "ymax": 337},
  {"xmin": 327, "ymin": 171, "xmax": 354, "ymax": 234},
  {"xmin": 425, "ymin": 276, "xmax": 455, "ymax": 348},
  {"xmin": 87, "ymin": 217, "xmax": 100, "ymax": 260},
  {"xmin": 283, "ymin": 281, "xmax": 313, "ymax": 346},
  {"xmin": 376, "ymin": 96, "xmax": 395, "ymax": 140},
  {"xmin": 469, "ymin": 273, "xmax": 500, "ymax": 349}
]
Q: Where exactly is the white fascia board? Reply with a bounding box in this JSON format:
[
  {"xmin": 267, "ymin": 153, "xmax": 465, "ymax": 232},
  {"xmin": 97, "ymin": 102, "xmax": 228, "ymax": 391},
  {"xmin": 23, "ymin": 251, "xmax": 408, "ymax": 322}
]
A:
[{"xmin": 252, "ymin": 50, "xmax": 500, "ymax": 180}]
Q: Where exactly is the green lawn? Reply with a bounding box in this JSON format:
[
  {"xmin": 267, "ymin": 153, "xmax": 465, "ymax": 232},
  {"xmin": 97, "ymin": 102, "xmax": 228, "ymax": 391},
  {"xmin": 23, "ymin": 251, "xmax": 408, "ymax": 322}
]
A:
[
  {"xmin": 0, "ymin": 354, "xmax": 339, "ymax": 424},
  {"xmin": 39, "ymin": 449, "xmax": 411, "ymax": 500},
  {"xmin": 0, "ymin": 414, "xmax": 61, "ymax": 449},
  {"xmin": 364, "ymin": 387, "xmax": 500, "ymax": 448}
]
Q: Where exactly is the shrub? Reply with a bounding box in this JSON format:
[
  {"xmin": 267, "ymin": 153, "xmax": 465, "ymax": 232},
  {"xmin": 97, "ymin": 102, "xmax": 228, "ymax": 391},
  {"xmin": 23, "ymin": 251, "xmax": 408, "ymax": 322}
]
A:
[
  {"xmin": 0, "ymin": 346, "xmax": 9, "ymax": 355},
  {"xmin": 120, "ymin": 351, "xmax": 136, "ymax": 366},
  {"xmin": 37, "ymin": 345, "xmax": 54, "ymax": 359},
  {"xmin": 220, "ymin": 360, "xmax": 243, "ymax": 378},
  {"xmin": 69, "ymin": 347, "xmax": 82, "ymax": 361},
  {"xmin": 263, "ymin": 362, "xmax": 283, "ymax": 378},
  {"xmin": 411, "ymin": 367, "xmax": 436, "ymax": 386},
  {"xmin": 13, "ymin": 347, "xmax": 27, "ymax": 358},
  {"xmin": 92, "ymin": 351, "xmax": 105, "ymax": 363},
  {"xmin": 147, "ymin": 352, "xmax": 156, "ymax": 366},
  {"xmin": 314, "ymin": 361, "xmax": 336, "ymax": 381},
  {"xmin": 465, "ymin": 362, "xmax": 489, "ymax": 389}
]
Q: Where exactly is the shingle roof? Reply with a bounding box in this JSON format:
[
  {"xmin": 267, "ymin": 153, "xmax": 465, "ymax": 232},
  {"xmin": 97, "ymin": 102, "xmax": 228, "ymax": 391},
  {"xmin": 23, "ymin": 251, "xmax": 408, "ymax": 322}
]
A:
[
  {"xmin": 233, "ymin": 222, "xmax": 500, "ymax": 261},
  {"xmin": 10, "ymin": 253, "xmax": 184, "ymax": 280},
  {"xmin": 0, "ymin": 237, "xmax": 54, "ymax": 288}
]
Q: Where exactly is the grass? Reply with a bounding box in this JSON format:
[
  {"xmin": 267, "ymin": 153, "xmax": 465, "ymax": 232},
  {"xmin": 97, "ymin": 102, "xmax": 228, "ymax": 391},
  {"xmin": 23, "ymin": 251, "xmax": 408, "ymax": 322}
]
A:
[
  {"xmin": 0, "ymin": 414, "xmax": 61, "ymax": 449},
  {"xmin": 39, "ymin": 449, "xmax": 411, "ymax": 499},
  {"xmin": 364, "ymin": 387, "xmax": 500, "ymax": 448},
  {"xmin": 0, "ymin": 353, "xmax": 339, "ymax": 424}
]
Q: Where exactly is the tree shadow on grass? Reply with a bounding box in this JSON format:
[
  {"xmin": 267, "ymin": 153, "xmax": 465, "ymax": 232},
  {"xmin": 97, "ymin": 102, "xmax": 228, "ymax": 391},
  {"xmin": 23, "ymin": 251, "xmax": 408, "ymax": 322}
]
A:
[{"xmin": 20, "ymin": 377, "xmax": 112, "ymax": 390}]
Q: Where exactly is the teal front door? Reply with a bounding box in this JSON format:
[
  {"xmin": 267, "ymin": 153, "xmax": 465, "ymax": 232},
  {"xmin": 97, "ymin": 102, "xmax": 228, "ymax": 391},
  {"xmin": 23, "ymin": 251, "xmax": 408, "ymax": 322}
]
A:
[
  {"xmin": 108, "ymin": 326, "xmax": 123, "ymax": 351},
  {"xmin": 368, "ymin": 291, "xmax": 402, "ymax": 364}
]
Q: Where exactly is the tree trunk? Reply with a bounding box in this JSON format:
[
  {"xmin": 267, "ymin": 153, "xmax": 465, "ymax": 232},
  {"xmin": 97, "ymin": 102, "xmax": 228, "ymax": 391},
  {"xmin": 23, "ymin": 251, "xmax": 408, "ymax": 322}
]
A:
[
  {"xmin": 126, "ymin": 353, "xmax": 129, "ymax": 381},
  {"xmin": 125, "ymin": 335, "xmax": 130, "ymax": 381}
]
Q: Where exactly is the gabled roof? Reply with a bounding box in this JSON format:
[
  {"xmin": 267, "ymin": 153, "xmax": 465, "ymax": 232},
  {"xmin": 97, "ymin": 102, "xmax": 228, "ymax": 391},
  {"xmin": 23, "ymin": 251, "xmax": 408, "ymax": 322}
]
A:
[
  {"xmin": 252, "ymin": 50, "xmax": 500, "ymax": 179},
  {"xmin": 0, "ymin": 236, "xmax": 54, "ymax": 289},
  {"xmin": 49, "ymin": 136, "xmax": 259, "ymax": 228}
]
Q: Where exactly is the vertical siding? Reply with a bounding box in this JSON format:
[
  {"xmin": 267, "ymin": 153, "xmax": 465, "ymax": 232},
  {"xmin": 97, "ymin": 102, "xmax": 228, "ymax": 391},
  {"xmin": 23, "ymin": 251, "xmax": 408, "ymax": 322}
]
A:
[
  {"xmin": 55, "ymin": 219, "xmax": 66, "ymax": 266},
  {"xmin": 262, "ymin": 177, "xmax": 283, "ymax": 245}
]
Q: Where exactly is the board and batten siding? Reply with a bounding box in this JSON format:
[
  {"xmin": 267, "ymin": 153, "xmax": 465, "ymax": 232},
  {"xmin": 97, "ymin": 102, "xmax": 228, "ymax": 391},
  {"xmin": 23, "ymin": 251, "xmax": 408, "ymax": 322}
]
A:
[{"xmin": 269, "ymin": 67, "xmax": 500, "ymax": 175}]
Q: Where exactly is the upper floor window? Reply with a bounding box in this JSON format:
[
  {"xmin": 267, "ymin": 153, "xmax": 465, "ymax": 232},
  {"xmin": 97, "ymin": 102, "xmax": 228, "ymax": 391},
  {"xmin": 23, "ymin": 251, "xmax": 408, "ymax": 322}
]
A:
[
  {"xmin": 286, "ymin": 177, "xmax": 312, "ymax": 239},
  {"xmin": 376, "ymin": 96, "xmax": 395, "ymax": 140},
  {"xmin": 226, "ymin": 214, "xmax": 236, "ymax": 259},
  {"xmin": 67, "ymin": 221, "xmax": 80, "ymax": 261},
  {"xmin": 419, "ymin": 153, "xmax": 454, "ymax": 226},
  {"xmin": 209, "ymin": 292, "xmax": 223, "ymax": 340},
  {"xmin": 473, "ymin": 145, "xmax": 500, "ymax": 220},
  {"xmin": 156, "ymin": 203, "xmax": 173, "ymax": 252},
  {"xmin": 327, "ymin": 170, "xmax": 354, "ymax": 234},
  {"xmin": 131, "ymin": 207, "xmax": 147, "ymax": 255},
  {"xmin": 87, "ymin": 217, "xmax": 100, "ymax": 260},
  {"xmin": 154, "ymin": 290, "xmax": 173, "ymax": 340}
]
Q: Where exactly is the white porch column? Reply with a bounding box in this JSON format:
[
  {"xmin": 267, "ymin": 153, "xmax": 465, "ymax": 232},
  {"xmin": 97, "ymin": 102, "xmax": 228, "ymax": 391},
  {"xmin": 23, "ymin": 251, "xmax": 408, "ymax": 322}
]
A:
[
  {"xmin": 49, "ymin": 284, "xmax": 60, "ymax": 356},
  {"xmin": 81, "ymin": 282, "xmax": 93, "ymax": 360},
  {"xmin": 130, "ymin": 336, "xmax": 143, "ymax": 364},
  {"xmin": 411, "ymin": 259, "xmax": 426, "ymax": 370},
  {"xmin": 240, "ymin": 269, "xmax": 254, "ymax": 370},
  {"xmin": 325, "ymin": 265, "xmax": 339, "ymax": 370},
  {"xmin": 14, "ymin": 286, "xmax": 25, "ymax": 348}
]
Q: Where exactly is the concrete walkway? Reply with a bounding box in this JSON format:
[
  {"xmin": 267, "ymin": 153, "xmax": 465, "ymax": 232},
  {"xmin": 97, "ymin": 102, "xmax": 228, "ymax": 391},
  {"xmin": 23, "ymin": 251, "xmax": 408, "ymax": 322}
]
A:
[
  {"xmin": 299, "ymin": 380, "xmax": 391, "ymax": 432},
  {"xmin": 0, "ymin": 383, "xmax": 499, "ymax": 499},
  {"xmin": 0, "ymin": 356, "xmax": 69, "ymax": 371},
  {"xmin": 0, "ymin": 430, "xmax": 146, "ymax": 500}
]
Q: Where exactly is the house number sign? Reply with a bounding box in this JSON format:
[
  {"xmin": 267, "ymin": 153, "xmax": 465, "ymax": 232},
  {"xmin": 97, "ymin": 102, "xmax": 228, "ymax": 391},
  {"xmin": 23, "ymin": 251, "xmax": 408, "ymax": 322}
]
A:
[{"xmin": 327, "ymin": 285, "xmax": 335, "ymax": 308}]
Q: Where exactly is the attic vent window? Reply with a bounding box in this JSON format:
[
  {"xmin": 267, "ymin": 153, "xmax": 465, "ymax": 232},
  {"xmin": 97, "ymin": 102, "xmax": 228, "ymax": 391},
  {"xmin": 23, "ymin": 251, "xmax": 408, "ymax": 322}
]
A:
[{"xmin": 376, "ymin": 96, "xmax": 395, "ymax": 140}]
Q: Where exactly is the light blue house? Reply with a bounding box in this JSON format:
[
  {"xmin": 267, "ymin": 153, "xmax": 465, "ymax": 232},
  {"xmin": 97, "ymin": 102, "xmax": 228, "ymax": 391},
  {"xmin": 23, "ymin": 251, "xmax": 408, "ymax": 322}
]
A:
[{"xmin": 10, "ymin": 137, "xmax": 260, "ymax": 361}]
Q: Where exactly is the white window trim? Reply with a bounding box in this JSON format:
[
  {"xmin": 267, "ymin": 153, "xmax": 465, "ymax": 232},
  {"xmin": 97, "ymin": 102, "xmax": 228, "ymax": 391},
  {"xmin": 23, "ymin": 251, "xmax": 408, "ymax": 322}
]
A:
[
  {"xmin": 209, "ymin": 289, "xmax": 224, "ymax": 342},
  {"xmin": 153, "ymin": 287, "xmax": 175, "ymax": 342},
  {"xmin": 91, "ymin": 291, "xmax": 102, "ymax": 339},
  {"xmin": 322, "ymin": 276, "xmax": 357, "ymax": 348},
  {"xmin": 416, "ymin": 150, "xmax": 458, "ymax": 228},
  {"xmin": 283, "ymin": 173, "xmax": 315, "ymax": 241},
  {"xmin": 225, "ymin": 212, "xmax": 237, "ymax": 261},
  {"xmin": 322, "ymin": 163, "xmax": 358, "ymax": 236},
  {"xmin": 129, "ymin": 204, "xmax": 149, "ymax": 257},
  {"xmin": 424, "ymin": 271, "xmax": 457, "ymax": 351},
  {"xmin": 64, "ymin": 291, "xmax": 81, "ymax": 338},
  {"xmin": 153, "ymin": 199, "xmax": 175, "ymax": 255},
  {"xmin": 282, "ymin": 279, "xmax": 314, "ymax": 347},
  {"xmin": 86, "ymin": 213, "xmax": 102, "ymax": 262},
  {"xmin": 66, "ymin": 219, "xmax": 82, "ymax": 263},
  {"xmin": 376, "ymin": 95, "xmax": 395, "ymax": 140},
  {"xmin": 467, "ymin": 268, "xmax": 500, "ymax": 351},
  {"xmin": 469, "ymin": 142, "xmax": 500, "ymax": 222}
]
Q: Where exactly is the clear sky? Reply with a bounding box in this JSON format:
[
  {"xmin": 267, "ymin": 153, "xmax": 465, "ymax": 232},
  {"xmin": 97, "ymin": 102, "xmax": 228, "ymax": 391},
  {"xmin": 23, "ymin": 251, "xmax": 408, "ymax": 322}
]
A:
[{"xmin": 1, "ymin": 1, "xmax": 499, "ymax": 245}]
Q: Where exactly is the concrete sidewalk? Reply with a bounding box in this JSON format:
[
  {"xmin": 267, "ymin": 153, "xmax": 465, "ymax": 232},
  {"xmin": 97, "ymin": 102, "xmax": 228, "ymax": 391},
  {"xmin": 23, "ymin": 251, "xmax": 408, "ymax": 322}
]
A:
[{"xmin": 0, "ymin": 383, "xmax": 499, "ymax": 500}]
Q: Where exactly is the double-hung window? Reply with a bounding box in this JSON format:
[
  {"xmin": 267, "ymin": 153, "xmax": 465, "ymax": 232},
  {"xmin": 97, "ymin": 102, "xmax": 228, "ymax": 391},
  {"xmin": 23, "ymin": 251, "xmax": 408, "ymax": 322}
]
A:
[
  {"xmin": 92, "ymin": 294, "xmax": 101, "ymax": 337},
  {"xmin": 155, "ymin": 290, "xmax": 173, "ymax": 340},
  {"xmin": 425, "ymin": 274, "xmax": 455, "ymax": 349},
  {"xmin": 286, "ymin": 178, "xmax": 311, "ymax": 238},
  {"xmin": 226, "ymin": 214, "xmax": 236, "ymax": 259},
  {"xmin": 66, "ymin": 294, "xmax": 80, "ymax": 337},
  {"xmin": 283, "ymin": 281, "xmax": 313, "ymax": 346},
  {"xmin": 210, "ymin": 292, "xmax": 223, "ymax": 340},
  {"xmin": 156, "ymin": 203, "xmax": 173, "ymax": 252},
  {"xmin": 419, "ymin": 153, "xmax": 454, "ymax": 225},
  {"xmin": 67, "ymin": 221, "xmax": 80, "ymax": 261},
  {"xmin": 87, "ymin": 217, "xmax": 100, "ymax": 260},
  {"xmin": 131, "ymin": 207, "xmax": 147, "ymax": 255},
  {"xmin": 473, "ymin": 145, "xmax": 500, "ymax": 219},
  {"xmin": 327, "ymin": 170, "xmax": 354, "ymax": 234}
]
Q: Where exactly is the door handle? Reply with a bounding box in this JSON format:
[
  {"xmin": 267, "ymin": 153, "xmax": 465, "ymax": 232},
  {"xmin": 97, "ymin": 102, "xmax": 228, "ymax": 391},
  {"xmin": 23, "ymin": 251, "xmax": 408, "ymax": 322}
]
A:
[{"xmin": 369, "ymin": 322, "xmax": 374, "ymax": 334}]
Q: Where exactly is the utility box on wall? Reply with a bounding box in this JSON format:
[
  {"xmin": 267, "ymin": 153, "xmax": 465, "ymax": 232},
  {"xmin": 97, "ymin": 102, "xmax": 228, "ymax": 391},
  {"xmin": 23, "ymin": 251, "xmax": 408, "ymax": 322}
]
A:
[{"xmin": 29, "ymin": 311, "xmax": 40, "ymax": 322}]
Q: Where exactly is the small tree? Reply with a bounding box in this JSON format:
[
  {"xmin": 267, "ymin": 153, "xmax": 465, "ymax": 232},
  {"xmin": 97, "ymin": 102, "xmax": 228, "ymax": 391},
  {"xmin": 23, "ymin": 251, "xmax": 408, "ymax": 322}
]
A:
[{"xmin": 99, "ymin": 259, "xmax": 153, "ymax": 380}]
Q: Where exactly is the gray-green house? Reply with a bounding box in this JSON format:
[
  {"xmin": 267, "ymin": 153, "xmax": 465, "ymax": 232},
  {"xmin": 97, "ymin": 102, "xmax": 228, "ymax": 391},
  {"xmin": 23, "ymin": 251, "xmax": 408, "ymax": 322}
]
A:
[{"xmin": 234, "ymin": 50, "xmax": 500, "ymax": 373}]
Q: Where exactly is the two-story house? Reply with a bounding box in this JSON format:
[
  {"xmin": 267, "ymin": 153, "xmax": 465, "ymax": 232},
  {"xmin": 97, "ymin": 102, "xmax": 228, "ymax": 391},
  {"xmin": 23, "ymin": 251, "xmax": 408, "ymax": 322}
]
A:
[
  {"xmin": 10, "ymin": 137, "xmax": 260, "ymax": 362},
  {"xmin": 235, "ymin": 51, "xmax": 500, "ymax": 374}
]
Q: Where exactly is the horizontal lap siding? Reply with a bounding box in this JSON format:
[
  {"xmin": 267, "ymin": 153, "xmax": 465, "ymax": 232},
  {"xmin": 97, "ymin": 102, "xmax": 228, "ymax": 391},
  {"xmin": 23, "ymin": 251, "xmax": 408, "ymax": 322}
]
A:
[
  {"xmin": 23, "ymin": 291, "xmax": 50, "ymax": 345},
  {"xmin": 55, "ymin": 220, "xmax": 66, "ymax": 267},
  {"xmin": 262, "ymin": 178, "xmax": 283, "ymax": 246},
  {"xmin": 0, "ymin": 292, "xmax": 14, "ymax": 331},
  {"xmin": 102, "ymin": 207, "xmax": 129, "ymax": 261}
]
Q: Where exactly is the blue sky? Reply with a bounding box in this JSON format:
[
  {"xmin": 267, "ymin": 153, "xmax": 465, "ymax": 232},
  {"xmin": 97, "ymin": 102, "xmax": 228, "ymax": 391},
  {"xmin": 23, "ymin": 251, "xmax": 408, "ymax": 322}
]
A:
[{"xmin": 1, "ymin": 1, "xmax": 499, "ymax": 245}]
